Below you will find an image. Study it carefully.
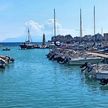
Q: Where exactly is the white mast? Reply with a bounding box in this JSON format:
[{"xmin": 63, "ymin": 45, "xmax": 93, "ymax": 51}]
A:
[
  {"xmin": 80, "ymin": 8, "xmax": 82, "ymax": 38},
  {"xmin": 54, "ymin": 8, "xmax": 56, "ymax": 37},
  {"xmin": 101, "ymin": 28, "xmax": 103, "ymax": 36},
  {"xmin": 94, "ymin": 6, "xmax": 96, "ymax": 35}
]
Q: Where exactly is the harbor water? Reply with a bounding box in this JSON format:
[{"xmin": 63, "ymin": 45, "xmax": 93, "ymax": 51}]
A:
[{"xmin": 0, "ymin": 47, "xmax": 108, "ymax": 108}]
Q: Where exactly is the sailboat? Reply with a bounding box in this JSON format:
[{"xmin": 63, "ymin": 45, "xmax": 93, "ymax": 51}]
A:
[{"xmin": 19, "ymin": 28, "xmax": 39, "ymax": 49}]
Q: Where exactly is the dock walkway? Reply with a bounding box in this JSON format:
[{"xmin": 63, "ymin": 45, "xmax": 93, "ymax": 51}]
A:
[{"xmin": 86, "ymin": 52, "xmax": 108, "ymax": 58}]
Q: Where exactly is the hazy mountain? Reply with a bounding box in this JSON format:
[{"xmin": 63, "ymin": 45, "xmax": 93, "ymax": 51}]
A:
[{"xmin": 3, "ymin": 35, "xmax": 45, "ymax": 42}]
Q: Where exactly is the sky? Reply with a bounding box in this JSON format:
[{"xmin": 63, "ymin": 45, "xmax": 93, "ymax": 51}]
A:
[{"xmin": 0, "ymin": 0, "xmax": 108, "ymax": 42}]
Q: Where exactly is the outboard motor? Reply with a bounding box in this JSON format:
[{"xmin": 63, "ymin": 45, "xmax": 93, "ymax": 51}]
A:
[
  {"xmin": 49, "ymin": 54, "xmax": 55, "ymax": 60},
  {"xmin": 57, "ymin": 57, "xmax": 64, "ymax": 63},
  {"xmin": 80, "ymin": 62, "xmax": 88, "ymax": 68},
  {"xmin": 63, "ymin": 57, "xmax": 70, "ymax": 64},
  {"xmin": 10, "ymin": 58, "xmax": 15, "ymax": 62},
  {"xmin": 80, "ymin": 62, "xmax": 88, "ymax": 72},
  {"xmin": 6, "ymin": 56, "xmax": 15, "ymax": 63}
]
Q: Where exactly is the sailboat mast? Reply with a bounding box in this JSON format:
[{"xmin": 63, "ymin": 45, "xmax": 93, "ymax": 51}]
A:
[
  {"xmin": 101, "ymin": 28, "xmax": 103, "ymax": 36},
  {"xmin": 28, "ymin": 28, "xmax": 31, "ymax": 42},
  {"xmin": 54, "ymin": 8, "xmax": 56, "ymax": 37},
  {"xmin": 94, "ymin": 6, "xmax": 96, "ymax": 35},
  {"xmin": 80, "ymin": 8, "xmax": 82, "ymax": 38}
]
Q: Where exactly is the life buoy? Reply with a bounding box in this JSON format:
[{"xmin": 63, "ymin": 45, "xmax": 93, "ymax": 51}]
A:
[{"xmin": 54, "ymin": 41, "xmax": 61, "ymax": 47}]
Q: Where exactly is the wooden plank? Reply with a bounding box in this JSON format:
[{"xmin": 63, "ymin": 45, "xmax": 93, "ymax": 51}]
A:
[{"xmin": 86, "ymin": 52, "xmax": 108, "ymax": 58}]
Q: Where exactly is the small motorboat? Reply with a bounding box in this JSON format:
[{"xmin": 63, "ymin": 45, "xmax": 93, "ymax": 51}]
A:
[
  {"xmin": 80, "ymin": 63, "xmax": 108, "ymax": 85},
  {"xmin": 0, "ymin": 56, "xmax": 14, "ymax": 64},
  {"xmin": 2, "ymin": 48, "xmax": 10, "ymax": 51},
  {"xmin": 68, "ymin": 57, "xmax": 103, "ymax": 66}
]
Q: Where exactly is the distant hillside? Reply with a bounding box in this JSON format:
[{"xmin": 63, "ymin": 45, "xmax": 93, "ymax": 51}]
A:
[{"xmin": 3, "ymin": 35, "xmax": 45, "ymax": 42}]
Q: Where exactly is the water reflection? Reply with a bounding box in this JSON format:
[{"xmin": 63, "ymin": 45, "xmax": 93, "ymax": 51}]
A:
[
  {"xmin": 6, "ymin": 63, "xmax": 15, "ymax": 70},
  {"xmin": 0, "ymin": 68, "xmax": 5, "ymax": 74},
  {"xmin": 100, "ymin": 85, "xmax": 108, "ymax": 90},
  {"xmin": 0, "ymin": 63, "xmax": 15, "ymax": 75}
]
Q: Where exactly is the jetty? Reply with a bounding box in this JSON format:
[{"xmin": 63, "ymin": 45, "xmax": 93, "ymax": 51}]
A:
[{"xmin": 86, "ymin": 52, "xmax": 108, "ymax": 58}]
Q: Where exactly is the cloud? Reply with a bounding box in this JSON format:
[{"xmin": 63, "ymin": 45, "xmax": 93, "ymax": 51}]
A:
[
  {"xmin": 44, "ymin": 19, "xmax": 77, "ymax": 36},
  {"xmin": 25, "ymin": 20, "xmax": 44, "ymax": 32},
  {"xmin": 24, "ymin": 19, "xmax": 62, "ymax": 37},
  {"xmin": 2, "ymin": 19, "xmax": 77, "ymax": 42},
  {"xmin": 44, "ymin": 19, "xmax": 64, "ymax": 36},
  {"xmin": 47, "ymin": 19, "xmax": 62, "ymax": 28},
  {"xmin": 24, "ymin": 19, "xmax": 76, "ymax": 37},
  {"xmin": 45, "ymin": 19, "xmax": 62, "ymax": 32}
]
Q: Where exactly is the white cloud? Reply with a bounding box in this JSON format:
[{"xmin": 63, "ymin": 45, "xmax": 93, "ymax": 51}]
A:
[
  {"xmin": 47, "ymin": 19, "xmax": 62, "ymax": 28},
  {"xmin": 24, "ymin": 19, "xmax": 63, "ymax": 38},
  {"xmin": 1, "ymin": 19, "xmax": 78, "ymax": 42},
  {"xmin": 45, "ymin": 19, "xmax": 77, "ymax": 36},
  {"xmin": 24, "ymin": 19, "xmax": 77, "ymax": 38},
  {"xmin": 25, "ymin": 20, "xmax": 44, "ymax": 32}
]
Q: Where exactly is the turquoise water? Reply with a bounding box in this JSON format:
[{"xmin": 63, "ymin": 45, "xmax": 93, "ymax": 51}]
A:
[{"xmin": 0, "ymin": 47, "xmax": 108, "ymax": 108}]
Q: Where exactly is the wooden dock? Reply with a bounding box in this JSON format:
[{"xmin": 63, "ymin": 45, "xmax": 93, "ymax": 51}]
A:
[{"xmin": 86, "ymin": 52, "xmax": 108, "ymax": 58}]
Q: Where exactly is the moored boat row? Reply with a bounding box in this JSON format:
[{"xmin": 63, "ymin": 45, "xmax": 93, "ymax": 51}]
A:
[
  {"xmin": 46, "ymin": 46, "xmax": 108, "ymax": 85},
  {"xmin": 47, "ymin": 48, "xmax": 103, "ymax": 65}
]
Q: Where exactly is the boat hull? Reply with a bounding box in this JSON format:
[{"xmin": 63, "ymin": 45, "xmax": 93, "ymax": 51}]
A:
[
  {"xmin": 96, "ymin": 72, "xmax": 108, "ymax": 80},
  {"xmin": 68, "ymin": 58, "xmax": 102, "ymax": 66},
  {"xmin": 20, "ymin": 44, "xmax": 39, "ymax": 49}
]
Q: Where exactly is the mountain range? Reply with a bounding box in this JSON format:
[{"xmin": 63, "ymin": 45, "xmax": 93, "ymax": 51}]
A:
[{"xmin": 3, "ymin": 35, "xmax": 49, "ymax": 42}]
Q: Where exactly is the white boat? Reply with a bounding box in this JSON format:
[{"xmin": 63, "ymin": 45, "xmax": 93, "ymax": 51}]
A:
[
  {"xmin": 96, "ymin": 72, "xmax": 108, "ymax": 80},
  {"xmin": 81, "ymin": 63, "xmax": 108, "ymax": 85},
  {"xmin": 95, "ymin": 64, "xmax": 108, "ymax": 80},
  {"xmin": 68, "ymin": 57, "xmax": 102, "ymax": 66}
]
